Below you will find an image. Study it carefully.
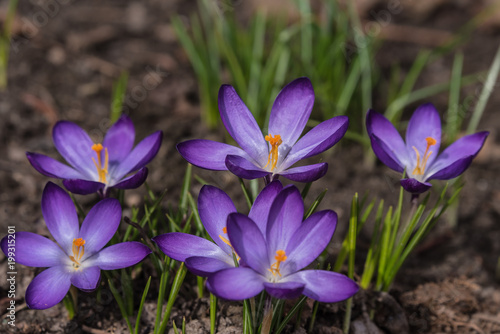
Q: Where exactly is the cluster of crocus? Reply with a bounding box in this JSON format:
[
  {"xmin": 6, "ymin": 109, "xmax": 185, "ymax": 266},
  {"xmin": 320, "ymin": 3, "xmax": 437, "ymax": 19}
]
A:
[
  {"xmin": 366, "ymin": 104, "xmax": 488, "ymax": 194},
  {"xmin": 27, "ymin": 115, "xmax": 162, "ymax": 197},
  {"xmin": 0, "ymin": 182, "xmax": 151, "ymax": 309}
]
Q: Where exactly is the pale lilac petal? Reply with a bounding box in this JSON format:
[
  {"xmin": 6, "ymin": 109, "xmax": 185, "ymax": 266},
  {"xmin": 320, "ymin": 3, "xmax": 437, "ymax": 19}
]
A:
[
  {"xmin": 283, "ymin": 116, "xmax": 348, "ymax": 168},
  {"xmin": 26, "ymin": 153, "xmax": 83, "ymax": 179},
  {"xmin": 114, "ymin": 131, "xmax": 162, "ymax": 179},
  {"xmin": 400, "ymin": 178, "xmax": 432, "ymax": 194},
  {"xmin": 185, "ymin": 256, "xmax": 234, "ymax": 276},
  {"xmin": 207, "ymin": 267, "xmax": 265, "ymax": 300},
  {"xmin": 267, "ymin": 186, "xmax": 304, "ymax": 254},
  {"xmin": 103, "ymin": 115, "xmax": 135, "ymax": 163},
  {"xmin": 426, "ymin": 131, "xmax": 489, "ymax": 180},
  {"xmin": 225, "ymin": 155, "xmax": 270, "ymax": 179},
  {"xmin": 263, "ymin": 281, "xmax": 305, "ymax": 300},
  {"xmin": 177, "ymin": 139, "xmax": 248, "ymax": 171},
  {"xmin": 366, "ymin": 109, "xmax": 408, "ymax": 171},
  {"xmin": 70, "ymin": 266, "xmax": 100, "ymax": 291},
  {"xmin": 218, "ymin": 85, "xmax": 268, "ymax": 165},
  {"xmin": 87, "ymin": 242, "xmax": 151, "ymax": 270},
  {"xmin": 287, "ymin": 270, "xmax": 359, "ymax": 302},
  {"xmin": 1, "ymin": 232, "xmax": 65, "ymax": 267},
  {"xmin": 25, "ymin": 266, "xmax": 72, "ymax": 310},
  {"xmin": 405, "ymin": 103, "xmax": 441, "ymax": 169},
  {"xmin": 268, "ymin": 78, "xmax": 315, "ymax": 147},
  {"xmin": 198, "ymin": 185, "xmax": 237, "ymax": 254},
  {"xmin": 41, "ymin": 182, "xmax": 79, "ymax": 254},
  {"xmin": 112, "ymin": 167, "xmax": 148, "ymax": 189},
  {"xmin": 63, "ymin": 179, "xmax": 104, "ymax": 195},
  {"xmin": 153, "ymin": 233, "xmax": 231, "ymax": 263},
  {"xmin": 279, "ymin": 163, "xmax": 328, "ymax": 183},
  {"xmin": 53, "ymin": 121, "xmax": 96, "ymax": 179},
  {"xmin": 248, "ymin": 181, "xmax": 283, "ymax": 235},
  {"xmin": 227, "ymin": 213, "xmax": 269, "ymax": 274},
  {"xmin": 79, "ymin": 198, "xmax": 121, "ymax": 258},
  {"xmin": 283, "ymin": 211, "xmax": 337, "ymax": 275}
]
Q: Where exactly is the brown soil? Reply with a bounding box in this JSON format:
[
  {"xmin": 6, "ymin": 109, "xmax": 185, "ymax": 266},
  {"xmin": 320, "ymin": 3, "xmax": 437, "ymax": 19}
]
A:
[{"xmin": 0, "ymin": 0, "xmax": 499, "ymax": 333}]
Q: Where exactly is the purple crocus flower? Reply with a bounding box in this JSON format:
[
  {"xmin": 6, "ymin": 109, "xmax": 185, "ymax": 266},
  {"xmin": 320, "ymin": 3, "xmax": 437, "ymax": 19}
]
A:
[
  {"xmin": 0, "ymin": 182, "xmax": 151, "ymax": 310},
  {"xmin": 366, "ymin": 104, "xmax": 489, "ymax": 194},
  {"xmin": 206, "ymin": 185, "xmax": 359, "ymax": 302},
  {"xmin": 26, "ymin": 115, "xmax": 162, "ymax": 196},
  {"xmin": 177, "ymin": 77, "xmax": 348, "ymax": 183},
  {"xmin": 152, "ymin": 181, "xmax": 283, "ymax": 276}
]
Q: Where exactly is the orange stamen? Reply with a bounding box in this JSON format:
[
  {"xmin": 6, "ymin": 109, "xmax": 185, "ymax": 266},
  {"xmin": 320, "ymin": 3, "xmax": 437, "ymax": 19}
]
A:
[
  {"xmin": 69, "ymin": 238, "xmax": 86, "ymax": 269},
  {"xmin": 91, "ymin": 143, "xmax": 109, "ymax": 183},
  {"xmin": 219, "ymin": 227, "xmax": 240, "ymax": 261},
  {"xmin": 268, "ymin": 250, "xmax": 287, "ymax": 277},
  {"xmin": 412, "ymin": 137, "xmax": 437, "ymax": 175},
  {"xmin": 264, "ymin": 134, "xmax": 282, "ymax": 171}
]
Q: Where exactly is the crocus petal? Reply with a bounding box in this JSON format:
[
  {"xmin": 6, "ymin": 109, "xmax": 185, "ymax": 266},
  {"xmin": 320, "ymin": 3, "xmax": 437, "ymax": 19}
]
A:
[
  {"xmin": 218, "ymin": 85, "xmax": 268, "ymax": 165},
  {"xmin": 153, "ymin": 233, "xmax": 231, "ymax": 264},
  {"xmin": 114, "ymin": 131, "xmax": 162, "ymax": 179},
  {"xmin": 266, "ymin": 186, "xmax": 304, "ymax": 255},
  {"xmin": 41, "ymin": 182, "xmax": 79, "ymax": 254},
  {"xmin": 426, "ymin": 131, "xmax": 489, "ymax": 180},
  {"xmin": 63, "ymin": 179, "xmax": 105, "ymax": 195},
  {"xmin": 26, "ymin": 153, "xmax": 83, "ymax": 179},
  {"xmin": 283, "ymin": 211, "xmax": 337, "ymax": 275},
  {"xmin": 25, "ymin": 266, "xmax": 72, "ymax": 310},
  {"xmin": 79, "ymin": 198, "xmax": 121, "ymax": 258},
  {"xmin": 53, "ymin": 121, "xmax": 96, "ymax": 179},
  {"xmin": 279, "ymin": 163, "xmax": 328, "ymax": 183},
  {"xmin": 287, "ymin": 270, "xmax": 359, "ymax": 303},
  {"xmin": 103, "ymin": 115, "xmax": 135, "ymax": 163},
  {"xmin": 225, "ymin": 155, "xmax": 270, "ymax": 179},
  {"xmin": 400, "ymin": 178, "xmax": 432, "ymax": 194},
  {"xmin": 207, "ymin": 267, "xmax": 265, "ymax": 300},
  {"xmin": 86, "ymin": 241, "xmax": 151, "ymax": 270},
  {"xmin": 70, "ymin": 266, "xmax": 100, "ymax": 291},
  {"xmin": 1, "ymin": 232, "xmax": 65, "ymax": 268},
  {"xmin": 263, "ymin": 281, "xmax": 305, "ymax": 300},
  {"xmin": 185, "ymin": 256, "xmax": 234, "ymax": 276},
  {"xmin": 268, "ymin": 77, "xmax": 315, "ymax": 147},
  {"xmin": 405, "ymin": 103, "xmax": 441, "ymax": 169},
  {"xmin": 177, "ymin": 139, "xmax": 249, "ymax": 171},
  {"xmin": 248, "ymin": 181, "xmax": 283, "ymax": 235},
  {"xmin": 112, "ymin": 167, "xmax": 148, "ymax": 189},
  {"xmin": 227, "ymin": 213, "xmax": 270, "ymax": 274},
  {"xmin": 198, "ymin": 185, "xmax": 237, "ymax": 254},
  {"xmin": 366, "ymin": 109, "xmax": 408, "ymax": 171},
  {"xmin": 283, "ymin": 116, "xmax": 348, "ymax": 168}
]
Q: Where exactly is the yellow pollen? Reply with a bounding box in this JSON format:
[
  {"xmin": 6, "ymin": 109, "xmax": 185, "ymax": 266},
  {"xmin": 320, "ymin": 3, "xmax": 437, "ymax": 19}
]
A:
[
  {"xmin": 69, "ymin": 238, "xmax": 86, "ymax": 269},
  {"xmin": 91, "ymin": 143, "xmax": 109, "ymax": 183},
  {"xmin": 412, "ymin": 137, "xmax": 437, "ymax": 176},
  {"xmin": 268, "ymin": 250, "xmax": 287, "ymax": 277},
  {"xmin": 264, "ymin": 134, "xmax": 282, "ymax": 171},
  {"xmin": 219, "ymin": 227, "xmax": 240, "ymax": 261}
]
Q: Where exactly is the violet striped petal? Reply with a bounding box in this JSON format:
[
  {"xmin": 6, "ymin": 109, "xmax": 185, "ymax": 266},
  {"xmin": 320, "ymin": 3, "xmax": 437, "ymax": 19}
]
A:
[
  {"xmin": 70, "ymin": 266, "xmax": 100, "ymax": 291},
  {"xmin": 268, "ymin": 77, "xmax": 315, "ymax": 147},
  {"xmin": 112, "ymin": 167, "xmax": 148, "ymax": 189},
  {"xmin": 53, "ymin": 121, "xmax": 96, "ymax": 179},
  {"xmin": 248, "ymin": 181, "xmax": 283, "ymax": 235},
  {"xmin": 63, "ymin": 179, "xmax": 105, "ymax": 195},
  {"xmin": 185, "ymin": 256, "xmax": 234, "ymax": 277},
  {"xmin": 218, "ymin": 85, "xmax": 268, "ymax": 165},
  {"xmin": 25, "ymin": 266, "xmax": 72, "ymax": 310},
  {"xmin": 198, "ymin": 185, "xmax": 237, "ymax": 254},
  {"xmin": 26, "ymin": 153, "xmax": 83, "ymax": 179},
  {"xmin": 225, "ymin": 155, "xmax": 270, "ymax": 179},
  {"xmin": 177, "ymin": 139, "xmax": 248, "ymax": 171},
  {"xmin": 286, "ymin": 270, "xmax": 359, "ymax": 302},
  {"xmin": 279, "ymin": 163, "xmax": 328, "ymax": 183},
  {"xmin": 400, "ymin": 178, "xmax": 432, "ymax": 194},
  {"xmin": 1, "ymin": 232, "xmax": 65, "ymax": 268},
  {"xmin": 79, "ymin": 198, "xmax": 121, "ymax": 258},
  {"xmin": 41, "ymin": 182, "xmax": 79, "ymax": 254},
  {"xmin": 263, "ymin": 281, "xmax": 305, "ymax": 300},
  {"xmin": 87, "ymin": 241, "xmax": 151, "ymax": 270},
  {"xmin": 207, "ymin": 267, "xmax": 265, "ymax": 300},
  {"xmin": 103, "ymin": 115, "xmax": 135, "ymax": 163}
]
